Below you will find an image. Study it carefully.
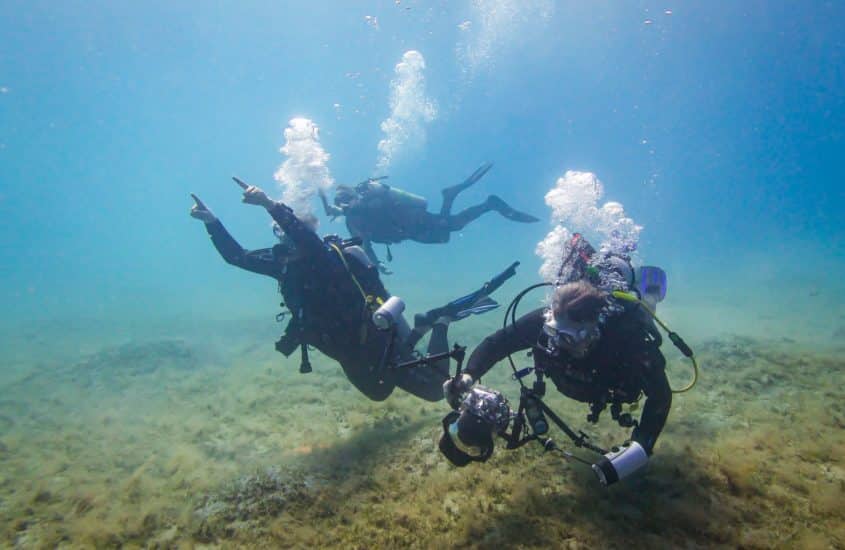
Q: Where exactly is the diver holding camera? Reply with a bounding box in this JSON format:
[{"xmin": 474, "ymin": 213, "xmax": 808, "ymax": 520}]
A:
[{"xmin": 440, "ymin": 234, "xmax": 698, "ymax": 486}]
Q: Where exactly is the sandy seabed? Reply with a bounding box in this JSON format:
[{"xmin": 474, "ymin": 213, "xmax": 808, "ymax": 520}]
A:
[{"xmin": 0, "ymin": 312, "xmax": 843, "ymax": 549}]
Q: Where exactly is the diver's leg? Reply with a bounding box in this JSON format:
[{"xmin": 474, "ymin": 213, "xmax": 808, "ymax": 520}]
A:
[
  {"xmin": 395, "ymin": 321, "xmax": 451, "ymax": 401},
  {"xmin": 426, "ymin": 322, "xmax": 450, "ymax": 375},
  {"xmin": 446, "ymin": 203, "xmax": 492, "ymax": 231},
  {"xmin": 440, "ymin": 162, "xmax": 493, "ymax": 216},
  {"xmin": 340, "ymin": 361, "xmax": 396, "ymax": 401},
  {"xmin": 411, "ymin": 213, "xmax": 452, "ymax": 244},
  {"xmin": 448, "ymin": 196, "xmax": 539, "ymax": 231},
  {"xmin": 485, "ymin": 195, "xmax": 540, "ymax": 223}
]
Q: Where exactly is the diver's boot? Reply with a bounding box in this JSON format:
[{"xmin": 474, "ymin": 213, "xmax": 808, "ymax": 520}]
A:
[
  {"xmin": 486, "ymin": 195, "xmax": 540, "ymax": 223},
  {"xmin": 440, "ymin": 162, "xmax": 494, "ymax": 215}
]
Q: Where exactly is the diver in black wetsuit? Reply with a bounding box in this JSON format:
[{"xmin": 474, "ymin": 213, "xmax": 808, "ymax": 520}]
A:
[
  {"xmin": 319, "ymin": 163, "xmax": 539, "ymax": 272},
  {"xmin": 444, "ymin": 279, "xmax": 672, "ymax": 457},
  {"xmin": 190, "ymin": 183, "xmax": 517, "ymax": 402}
]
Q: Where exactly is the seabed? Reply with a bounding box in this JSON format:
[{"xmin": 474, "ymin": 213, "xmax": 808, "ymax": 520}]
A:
[{"xmin": 0, "ymin": 313, "xmax": 843, "ymax": 549}]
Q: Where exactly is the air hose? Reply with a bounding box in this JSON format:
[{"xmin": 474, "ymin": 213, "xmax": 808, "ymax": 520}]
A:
[{"xmin": 611, "ymin": 291, "xmax": 699, "ymax": 393}]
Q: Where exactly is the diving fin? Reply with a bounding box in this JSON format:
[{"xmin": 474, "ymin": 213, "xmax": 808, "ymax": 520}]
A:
[
  {"xmin": 442, "ymin": 162, "xmax": 494, "ymax": 206},
  {"xmin": 414, "ymin": 262, "xmax": 519, "ymax": 329},
  {"xmin": 453, "ymin": 296, "xmax": 499, "ymax": 320},
  {"xmin": 486, "ymin": 195, "xmax": 539, "ymax": 223}
]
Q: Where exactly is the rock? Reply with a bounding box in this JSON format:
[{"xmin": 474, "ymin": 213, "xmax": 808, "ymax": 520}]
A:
[{"xmin": 194, "ymin": 466, "xmax": 323, "ymax": 540}]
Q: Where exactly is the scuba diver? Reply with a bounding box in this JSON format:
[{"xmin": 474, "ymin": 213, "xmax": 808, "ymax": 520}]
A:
[
  {"xmin": 439, "ymin": 234, "xmax": 698, "ymax": 486},
  {"xmin": 318, "ymin": 162, "xmax": 540, "ymax": 273},
  {"xmin": 190, "ymin": 179, "xmax": 519, "ymax": 402}
]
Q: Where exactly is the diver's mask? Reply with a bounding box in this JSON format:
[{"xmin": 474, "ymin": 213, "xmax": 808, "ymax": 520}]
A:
[{"xmin": 542, "ymin": 314, "xmax": 600, "ymax": 358}]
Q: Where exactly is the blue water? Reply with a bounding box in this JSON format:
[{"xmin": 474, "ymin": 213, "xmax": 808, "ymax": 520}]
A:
[
  {"xmin": 2, "ymin": 1, "xmax": 842, "ymax": 330},
  {"xmin": 2, "ymin": 2, "xmax": 845, "ymax": 546}
]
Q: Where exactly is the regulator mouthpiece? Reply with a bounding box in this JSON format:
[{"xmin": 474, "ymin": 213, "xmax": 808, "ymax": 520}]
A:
[
  {"xmin": 373, "ymin": 296, "xmax": 405, "ymax": 331},
  {"xmin": 591, "ymin": 441, "xmax": 648, "ymax": 487}
]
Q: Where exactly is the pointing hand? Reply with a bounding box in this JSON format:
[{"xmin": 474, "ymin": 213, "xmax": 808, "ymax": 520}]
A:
[
  {"xmin": 190, "ymin": 193, "xmax": 217, "ymax": 224},
  {"xmin": 234, "ymin": 176, "xmax": 274, "ymax": 209}
]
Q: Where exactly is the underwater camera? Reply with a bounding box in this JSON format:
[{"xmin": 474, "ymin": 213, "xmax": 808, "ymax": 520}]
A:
[
  {"xmin": 439, "ymin": 383, "xmax": 650, "ymax": 485},
  {"xmin": 438, "ymin": 386, "xmax": 512, "ymax": 467}
]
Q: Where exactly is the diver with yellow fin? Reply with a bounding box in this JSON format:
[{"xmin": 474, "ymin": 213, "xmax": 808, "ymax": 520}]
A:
[
  {"xmin": 439, "ymin": 233, "xmax": 698, "ymax": 486},
  {"xmin": 319, "ymin": 163, "xmax": 539, "ymax": 273}
]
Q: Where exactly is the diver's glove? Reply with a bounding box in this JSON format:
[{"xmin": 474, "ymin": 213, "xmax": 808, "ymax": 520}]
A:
[
  {"xmin": 591, "ymin": 440, "xmax": 649, "ymax": 487},
  {"xmin": 190, "ymin": 194, "xmax": 217, "ymax": 224},
  {"xmin": 377, "ymin": 261, "xmax": 393, "ymax": 275},
  {"xmin": 443, "ymin": 373, "xmax": 474, "ymax": 409}
]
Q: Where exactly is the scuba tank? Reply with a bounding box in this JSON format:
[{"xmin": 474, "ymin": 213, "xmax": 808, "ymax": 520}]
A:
[
  {"xmin": 356, "ymin": 177, "xmax": 428, "ymax": 211},
  {"xmin": 386, "ymin": 186, "xmax": 427, "ymax": 210},
  {"xmin": 555, "ymin": 233, "xmax": 636, "ymax": 293}
]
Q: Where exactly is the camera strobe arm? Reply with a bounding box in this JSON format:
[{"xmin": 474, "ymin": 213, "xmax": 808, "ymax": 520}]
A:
[
  {"xmin": 394, "ymin": 343, "xmax": 467, "ymax": 371},
  {"xmin": 537, "ymin": 398, "xmax": 607, "ymax": 455}
]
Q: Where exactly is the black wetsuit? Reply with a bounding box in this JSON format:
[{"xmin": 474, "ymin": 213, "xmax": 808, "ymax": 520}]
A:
[
  {"xmin": 203, "ymin": 208, "xmax": 449, "ymax": 402},
  {"xmin": 464, "ymin": 307, "xmax": 672, "ymax": 454},
  {"xmin": 206, "ymin": 219, "xmax": 306, "ymax": 310},
  {"xmin": 325, "ymin": 179, "xmax": 537, "ymax": 267}
]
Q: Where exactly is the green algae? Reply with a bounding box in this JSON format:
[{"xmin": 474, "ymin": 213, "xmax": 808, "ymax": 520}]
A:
[{"xmin": 0, "ymin": 322, "xmax": 843, "ymax": 548}]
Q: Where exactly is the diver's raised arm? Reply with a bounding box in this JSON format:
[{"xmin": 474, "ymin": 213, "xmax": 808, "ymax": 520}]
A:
[
  {"xmin": 190, "ymin": 193, "xmax": 217, "ymax": 224},
  {"xmin": 190, "ymin": 193, "xmax": 278, "ymax": 278},
  {"xmin": 235, "ymin": 176, "xmax": 275, "ymax": 209},
  {"xmin": 234, "ymin": 177, "xmax": 323, "ymax": 257},
  {"xmin": 319, "ymin": 189, "xmax": 344, "ymax": 218}
]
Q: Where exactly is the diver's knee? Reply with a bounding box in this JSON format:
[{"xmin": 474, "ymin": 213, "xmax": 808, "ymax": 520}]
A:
[
  {"xmin": 409, "ymin": 387, "xmax": 445, "ymax": 402},
  {"xmin": 362, "ymin": 385, "xmax": 394, "ymax": 401},
  {"xmin": 351, "ymin": 378, "xmax": 395, "ymax": 401}
]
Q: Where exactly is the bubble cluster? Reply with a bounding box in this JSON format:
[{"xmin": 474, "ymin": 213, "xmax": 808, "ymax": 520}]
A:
[
  {"xmin": 376, "ymin": 51, "xmax": 438, "ymax": 170},
  {"xmin": 536, "ymin": 171, "xmax": 642, "ymax": 284},
  {"xmin": 273, "ymin": 118, "xmax": 334, "ymax": 217},
  {"xmin": 456, "ymin": 0, "xmax": 554, "ymax": 76}
]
